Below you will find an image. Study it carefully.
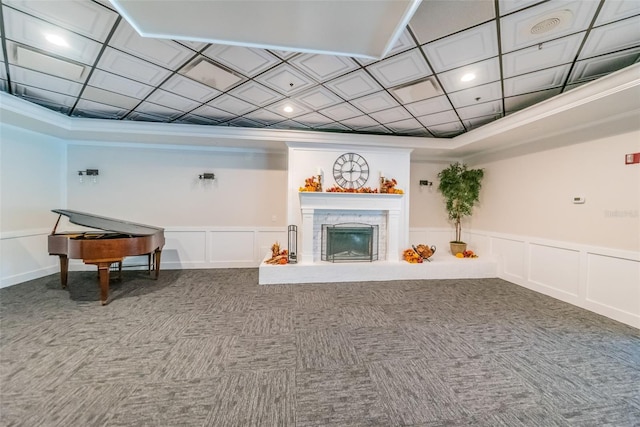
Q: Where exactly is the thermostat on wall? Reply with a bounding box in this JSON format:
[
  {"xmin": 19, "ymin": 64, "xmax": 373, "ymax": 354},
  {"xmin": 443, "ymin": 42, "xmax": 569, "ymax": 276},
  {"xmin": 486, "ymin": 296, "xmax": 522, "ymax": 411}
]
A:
[{"xmin": 573, "ymin": 196, "xmax": 586, "ymax": 204}]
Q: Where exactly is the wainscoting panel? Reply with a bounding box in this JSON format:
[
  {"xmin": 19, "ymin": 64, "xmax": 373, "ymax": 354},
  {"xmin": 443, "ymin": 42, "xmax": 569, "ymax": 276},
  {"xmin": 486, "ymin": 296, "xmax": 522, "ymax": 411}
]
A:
[
  {"xmin": 210, "ymin": 230, "xmax": 256, "ymax": 265},
  {"xmin": 529, "ymin": 243, "xmax": 581, "ymax": 299},
  {"xmin": 585, "ymin": 252, "xmax": 640, "ymax": 323},
  {"xmin": 162, "ymin": 230, "xmax": 208, "ymax": 268},
  {"xmin": 490, "ymin": 236, "xmax": 526, "ymax": 281},
  {"xmin": 0, "ymin": 229, "xmax": 57, "ymax": 288}
]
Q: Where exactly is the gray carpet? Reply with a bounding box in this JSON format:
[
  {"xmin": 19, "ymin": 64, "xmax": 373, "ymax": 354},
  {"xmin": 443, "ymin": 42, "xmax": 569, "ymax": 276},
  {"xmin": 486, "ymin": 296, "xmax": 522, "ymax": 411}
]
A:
[{"xmin": 1, "ymin": 268, "xmax": 639, "ymax": 426}]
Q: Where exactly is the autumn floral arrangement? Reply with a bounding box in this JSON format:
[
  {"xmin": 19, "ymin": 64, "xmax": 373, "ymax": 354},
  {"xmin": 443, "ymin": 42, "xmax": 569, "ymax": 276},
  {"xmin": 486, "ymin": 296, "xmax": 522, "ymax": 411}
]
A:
[
  {"xmin": 264, "ymin": 242, "xmax": 288, "ymax": 264},
  {"xmin": 403, "ymin": 244, "xmax": 436, "ymax": 263},
  {"xmin": 299, "ymin": 176, "xmax": 322, "ymax": 192},
  {"xmin": 455, "ymin": 250, "xmax": 478, "ymax": 258},
  {"xmin": 380, "ymin": 178, "xmax": 404, "ymax": 194}
]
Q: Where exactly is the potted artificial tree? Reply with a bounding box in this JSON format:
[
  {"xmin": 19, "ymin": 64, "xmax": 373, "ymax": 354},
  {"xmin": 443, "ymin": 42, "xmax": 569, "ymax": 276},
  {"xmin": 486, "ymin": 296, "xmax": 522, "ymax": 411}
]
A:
[{"xmin": 437, "ymin": 162, "xmax": 484, "ymax": 255}]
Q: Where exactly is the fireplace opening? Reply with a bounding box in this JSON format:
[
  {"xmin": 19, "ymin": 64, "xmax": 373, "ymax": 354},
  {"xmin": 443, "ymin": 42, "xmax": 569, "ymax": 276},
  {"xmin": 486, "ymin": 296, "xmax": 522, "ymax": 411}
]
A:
[{"xmin": 321, "ymin": 223, "xmax": 379, "ymax": 262}]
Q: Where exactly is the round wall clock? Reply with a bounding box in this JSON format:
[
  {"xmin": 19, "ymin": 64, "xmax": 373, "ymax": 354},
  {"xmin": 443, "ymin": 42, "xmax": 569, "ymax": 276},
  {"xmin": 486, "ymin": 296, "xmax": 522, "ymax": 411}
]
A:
[{"xmin": 332, "ymin": 152, "xmax": 370, "ymax": 189}]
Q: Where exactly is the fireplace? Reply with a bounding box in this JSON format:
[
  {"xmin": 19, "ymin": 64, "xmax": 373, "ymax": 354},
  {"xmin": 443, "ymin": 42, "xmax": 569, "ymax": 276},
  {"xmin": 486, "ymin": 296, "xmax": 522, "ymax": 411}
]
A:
[
  {"xmin": 298, "ymin": 192, "xmax": 404, "ymax": 264},
  {"xmin": 322, "ymin": 223, "xmax": 379, "ymax": 262}
]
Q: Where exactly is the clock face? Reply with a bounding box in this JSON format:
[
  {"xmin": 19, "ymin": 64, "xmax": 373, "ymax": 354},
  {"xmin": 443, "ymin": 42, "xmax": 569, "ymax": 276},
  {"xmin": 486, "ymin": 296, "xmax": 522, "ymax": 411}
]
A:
[{"xmin": 333, "ymin": 153, "xmax": 370, "ymax": 189}]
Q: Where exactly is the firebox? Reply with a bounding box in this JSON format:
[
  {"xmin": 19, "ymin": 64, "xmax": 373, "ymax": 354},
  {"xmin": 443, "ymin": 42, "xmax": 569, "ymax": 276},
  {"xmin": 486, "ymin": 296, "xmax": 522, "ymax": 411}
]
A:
[{"xmin": 321, "ymin": 223, "xmax": 379, "ymax": 262}]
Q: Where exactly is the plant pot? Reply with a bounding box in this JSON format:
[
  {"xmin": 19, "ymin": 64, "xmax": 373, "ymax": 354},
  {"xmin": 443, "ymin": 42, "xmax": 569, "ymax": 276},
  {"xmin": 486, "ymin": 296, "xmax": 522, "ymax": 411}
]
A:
[{"xmin": 450, "ymin": 241, "xmax": 467, "ymax": 255}]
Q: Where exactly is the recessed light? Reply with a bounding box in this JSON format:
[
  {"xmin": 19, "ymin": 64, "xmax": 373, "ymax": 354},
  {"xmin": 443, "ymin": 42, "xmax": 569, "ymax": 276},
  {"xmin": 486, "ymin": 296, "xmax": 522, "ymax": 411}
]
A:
[
  {"xmin": 44, "ymin": 33, "xmax": 68, "ymax": 47},
  {"xmin": 283, "ymin": 105, "xmax": 294, "ymax": 113},
  {"xmin": 461, "ymin": 73, "xmax": 476, "ymax": 82}
]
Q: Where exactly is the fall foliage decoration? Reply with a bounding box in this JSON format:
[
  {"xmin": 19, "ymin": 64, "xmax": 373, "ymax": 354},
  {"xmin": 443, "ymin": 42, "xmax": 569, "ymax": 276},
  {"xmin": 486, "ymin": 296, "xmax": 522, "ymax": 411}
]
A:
[
  {"xmin": 403, "ymin": 244, "xmax": 436, "ymax": 263},
  {"xmin": 325, "ymin": 186, "xmax": 379, "ymax": 193},
  {"xmin": 380, "ymin": 178, "xmax": 404, "ymax": 194},
  {"xmin": 299, "ymin": 176, "xmax": 322, "ymax": 192},
  {"xmin": 264, "ymin": 242, "xmax": 289, "ymax": 264}
]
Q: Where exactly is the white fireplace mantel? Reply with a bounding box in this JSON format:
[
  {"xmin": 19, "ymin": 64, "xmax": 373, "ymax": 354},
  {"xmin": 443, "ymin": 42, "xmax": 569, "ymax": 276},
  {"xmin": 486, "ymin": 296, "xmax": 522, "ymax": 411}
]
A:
[{"xmin": 298, "ymin": 192, "xmax": 404, "ymax": 264}]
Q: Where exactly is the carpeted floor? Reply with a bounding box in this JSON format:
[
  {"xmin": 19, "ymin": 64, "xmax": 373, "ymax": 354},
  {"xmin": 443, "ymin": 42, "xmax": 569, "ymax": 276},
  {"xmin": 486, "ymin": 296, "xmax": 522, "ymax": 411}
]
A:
[{"xmin": 1, "ymin": 268, "xmax": 639, "ymax": 426}]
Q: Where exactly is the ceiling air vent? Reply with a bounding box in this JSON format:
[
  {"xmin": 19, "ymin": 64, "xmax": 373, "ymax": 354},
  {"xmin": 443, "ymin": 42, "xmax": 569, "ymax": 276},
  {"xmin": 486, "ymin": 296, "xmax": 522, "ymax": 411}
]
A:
[
  {"xmin": 180, "ymin": 57, "xmax": 243, "ymax": 92},
  {"xmin": 391, "ymin": 77, "xmax": 441, "ymax": 104},
  {"xmin": 528, "ymin": 10, "xmax": 573, "ymax": 36}
]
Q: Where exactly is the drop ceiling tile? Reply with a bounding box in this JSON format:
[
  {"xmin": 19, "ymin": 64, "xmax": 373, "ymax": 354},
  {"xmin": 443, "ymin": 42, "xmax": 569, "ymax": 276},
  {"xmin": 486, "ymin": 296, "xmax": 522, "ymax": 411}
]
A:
[
  {"xmin": 190, "ymin": 104, "xmax": 235, "ymax": 121},
  {"xmin": 0, "ymin": 63, "xmax": 6, "ymax": 80},
  {"xmin": 319, "ymin": 102, "xmax": 364, "ymax": 121},
  {"xmin": 579, "ymin": 16, "xmax": 640, "ymax": 59},
  {"xmin": 98, "ymin": 47, "xmax": 172, "ymax": 86},
  {"xmin": 428, "ymin": 121, "xmax": 465, "ymax": 137},
  {"xmin": 203, "ymin": 44, "xmax": 281, "ymax": 77},
  {"xmin": 126, "ymin": 111, "xmax": 166, "ymax": 122},
  {"xmin": 500, "ymin": 0, "xmax": 599, "ymax": 53},
  {"xmin": 4, "ymin": 8, "xmax": 102, "ymax": 65},
  {"xmin": 417, "ymin": 109, "xmax": 459, "ymax": 127},
  {"xmin": 324, "ymin": 69, "xmax": 382, "ymax": 99},
  {"xmin": 341, "ymin": 115, "xmax": 379, "ymax": 129},
  {"xmin": 175, "ymin": 40, "xmax": 208, "ymax": 52},
  {"xmin": 89, "ymin": 69, "xmax": 153, "ymax": 99},
  {"xmin": 254, "ymin": 63, "xmax": 316, "ymax": 95},
  {"xmin": 448, "ymin": 81, "xmax": 502, "ymax": 108},
  {"xmin": 4, "ymin": 0, "xmax": 118, "ymax": 42},
  {"xmin": 316, "ymin": 122, "xmax": 351, "ymax": 131},
  {"xmin": 9, "ymin": 65, "xmax": 83, "ymax": 96},
  {"xmin": 570, "ymin": 47, "xmax": 640, "ymax": 83},
  {"xmin": 179, "ymin": 56, "xmax": 245, "ymax": 92},
  {"xmin": 366, "ymin": 48, "xmax": 432, "ymax": 88},
  {"xmin": 289, "ymin": 54, "xmax": 359, "ymax": 83},
  {"xmin": 270, "ymin": 50, "xmax": 298, "ymax": 60},
  {"xmin": 146, "ymin": 89, "xmax": 201, "ymax": 111},
  {"xmin": 13, "ymin": 84, "xmax": 77, "ymax": 108},
  {"xmin": 208, "ymin": 94, "xmax": 257, "ymax": 115},
  {"xmin": 504, "ymin": 87, "xmax": 562, "ymax": 113},
  {"xmin": 228, "ymin": 81, "xmax": 284, "ymax": 107},
  {"xmin": 12, "ymin": 87, "xmax": 71, "ymax": 114},
  {"xmin": 350, "ymin": 91, "xmax": 399, "ymax": 113},
  {"xmin": 82, "ymin": 85, "xmax": 140, "ymax": 110},
  {"xmin": 410, "ymin": 0, "xmax": 495, "ymax": 44},
  {"xmin": 228, "ymin": 117, "xmax": 263, "ymax": 128},
  {"xmin": 384, "ymin": 118, "xmax": 424, "ymax": 132},
  {"xmin": 293, "ymin": 112, "xmax": 333, "ymax": 126},
  {"xmin": 134, "ymin": 101, "xmax": 184, "ymax": 120},
  {"xmin": 160, "ymin": 74, "xmax": 220, "ymax": 102},
  {"xmin": 369, "ymin": 106, "xmax": 412, "ymax": 124},
  {"xmin": 74, "ymin": 98, "xmax": 129, "ymax": 119},
  {"xmin": 264, "ymin": 98, "xmax": 311, "ymax": 118},
  {"xmin": 403, "ymin": 127, "xmax": 432, "ymax": 136},
  {"xmin": 465, "ymin": 113, "xmax": 502, "ymax": 129},
  {"xmin": 404, "ymin": 95, "xmax": 452, "ymax": 117},
  {"xmin": 270, "ymin": 120, "xmax": 310, "ymax": 130},
  {"xmin": 109, "ymin": 21, "xmax": 194, "ymax": 69},
  {"xmin": 244, "ymin": 109, "xmax": 286, "ymax": 125},
  {"xmin": 291, "ymin": 86, "xmax": 343, "ymax": 110},
  {"xmin": 438, "ymin": 57, "xmax": 500, "ymax": 92},
  {"xmin": 502, "ymin": 32, "xmax": 584, "ymax": 78},
  {"xmin": 360, "ymin": 125, "xmax": 392, "ymax": 134},
  {"xmin": 504, "ymin": 64, "xmax": 570, "ymax": 96},
  {"xmin": 497, "ymin": 0, "xmax": 542, "ymax": 16},
  {"xmin": 457, "ymin": 99, "xmax": 502, "ymax": 120},
  {"xmin": 422, "ymin": 21, "xmax": 498, "ymax": 72},
  {"xmin": 596, "ymin": 0, "xmax": 640, "ymax": 26},
  {"xmin": 177, "ymin": 114, "xmax": 221, "ymax": 125}
]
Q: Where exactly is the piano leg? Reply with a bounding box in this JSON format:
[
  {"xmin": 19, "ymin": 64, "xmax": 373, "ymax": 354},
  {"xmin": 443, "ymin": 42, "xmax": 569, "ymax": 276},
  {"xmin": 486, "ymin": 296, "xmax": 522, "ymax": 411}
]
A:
[
  {"xmin": 85, "ymin": 258, "xmax": 121, "ymax": 305},
  {"xmin": 153, "ymin": 249, "xmax": 162, "ymax": 279},
  {"xmin": 59, "ymin": 255, "xmax": 69, "ymax": 289}
]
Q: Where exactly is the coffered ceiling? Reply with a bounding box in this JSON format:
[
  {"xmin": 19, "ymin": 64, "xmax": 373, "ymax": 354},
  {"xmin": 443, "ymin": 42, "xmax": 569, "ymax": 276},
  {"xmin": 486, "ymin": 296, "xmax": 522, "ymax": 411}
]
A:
[{"xmin": 1, "ymin": 0, "xmax": 639, "ymax": 139}]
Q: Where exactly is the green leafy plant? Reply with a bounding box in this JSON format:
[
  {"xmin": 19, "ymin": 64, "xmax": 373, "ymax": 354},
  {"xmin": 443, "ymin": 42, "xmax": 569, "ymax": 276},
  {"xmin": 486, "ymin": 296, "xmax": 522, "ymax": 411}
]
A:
[{"xmin": 437, "ymin": 162, "xmax": 484, "ymax": 243}]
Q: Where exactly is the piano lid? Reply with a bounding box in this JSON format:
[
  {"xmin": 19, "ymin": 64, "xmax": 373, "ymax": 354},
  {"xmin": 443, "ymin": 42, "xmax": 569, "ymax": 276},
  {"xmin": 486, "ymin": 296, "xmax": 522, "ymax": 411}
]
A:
[{"xmin": 52, "ymin": 209, "xmax": 164, "ymax": 236}]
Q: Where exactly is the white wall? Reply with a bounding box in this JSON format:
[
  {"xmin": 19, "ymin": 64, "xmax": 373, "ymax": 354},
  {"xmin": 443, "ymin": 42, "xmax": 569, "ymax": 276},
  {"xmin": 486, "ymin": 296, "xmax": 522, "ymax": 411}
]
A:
[
  {"xmin": 0, "ymin": 124, "xmax": 66, "ymax": 286},
  {"xmin": 471, "ymin": 130, "xmax": 640, "ymax": 252}
]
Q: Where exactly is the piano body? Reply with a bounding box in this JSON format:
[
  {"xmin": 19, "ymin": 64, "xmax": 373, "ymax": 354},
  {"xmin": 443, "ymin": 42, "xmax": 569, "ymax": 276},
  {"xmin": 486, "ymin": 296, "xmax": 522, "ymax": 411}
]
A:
[{"xmin": 48, "ymin": 209, "xmax": 165, "ymax": 305}]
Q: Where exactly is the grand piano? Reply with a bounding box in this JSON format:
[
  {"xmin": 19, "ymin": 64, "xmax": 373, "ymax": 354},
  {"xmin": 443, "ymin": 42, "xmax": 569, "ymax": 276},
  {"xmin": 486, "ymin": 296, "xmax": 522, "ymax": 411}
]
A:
[{"xmin": 48, "ymin": 209, "xmax": 165, "ymax": 305}]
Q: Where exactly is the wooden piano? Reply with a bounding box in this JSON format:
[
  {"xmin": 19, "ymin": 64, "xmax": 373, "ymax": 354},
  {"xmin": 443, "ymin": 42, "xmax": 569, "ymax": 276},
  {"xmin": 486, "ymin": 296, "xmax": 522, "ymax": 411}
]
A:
[{"xmin": 48, "ymin": 209, "xmax": 165, "ymax": 305}]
